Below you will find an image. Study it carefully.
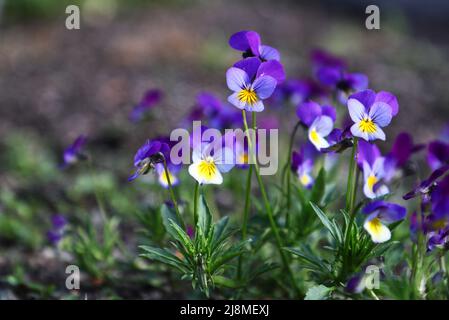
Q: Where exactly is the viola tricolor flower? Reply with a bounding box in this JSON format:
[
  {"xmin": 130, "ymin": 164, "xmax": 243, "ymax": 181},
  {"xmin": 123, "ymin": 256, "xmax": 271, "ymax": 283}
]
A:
[
  {"xmin": 188, "ymin": 142, "xmax": 234, "ymax": 185},
  {"xmin": 362, "ymin": 201, "xmax": 406, "ymax": 243},
  {"xmin": 229, "ymin": 30, "xmax": 280, "ymax": 62},
  {"xmin": 128, "ymin": 139, "xmax": 170, "ymax": 182},
  {"xmin": 347, "ymin": 90, "xmax": 398, "ymax": 142},
  {"xmin": 129, "ymin": 89, "xmax": 163, "ymax": 122},
  {"xmin": 429, "ymin": 174, "xmax": 449, "ymax": 224},
  {"xmin": 47, "ymin": 214, "xmax": 67, "ymax": 245},
  {"xmin": 291, "ymin": 143, "xmax": 318, "ymax": 188},
  {"xmin": 362, "ymin": 157, "xmax": 389, "ymax": 199},
  {"xmin": 61, "ymin": 135, "xmax": 87, "ymax": 168},
  {"xmin": 308, "ymin": 116, "xmax": 334, "ymax": 151},
  {"xmin": 226, "ymin": 65, "xmax": 277, "ymax": 112}
]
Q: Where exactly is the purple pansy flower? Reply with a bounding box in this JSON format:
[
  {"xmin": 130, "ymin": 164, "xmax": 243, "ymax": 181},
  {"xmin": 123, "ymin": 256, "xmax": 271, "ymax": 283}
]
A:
[
  {"xmin": 229, "ymin": 30, "xmax": 280, "ymax": 62},
  {"xmin": 291, "ymin": 142, "xmax": 318, "ymax": 188},
  {"xmin": 226, "ymin": 64, "xmax": 277, "ymax": 112},
  {"xmin": 357, "ymin": 140, "xmax": 381, "ymax": 168},
  {"xmin": 362, "ymin": 157, "xmax": 389, "ymax": 199},
  {"xmin": 427, "ymin": 140, "xmax": 449, "ymax": 171},
  {"xmin": 362, "ymin": 201, "xmax": 406, "ymax": 243},
  {"xmin": 128, "ymin": 139, "xmax": 170, "ymax": 182},
  {"xmin": 61, "ymin": 135, "xmax": 87, "ymax": 168},
  {"xmin": 430, "ymin": 174, "xmax": 449, "ymax": 222},
  {"xmin": 347, "ymin": 89, "xmax": 398, "ymax": 142},
  {"xmin": 154, "ymin": 163, "xmax": 180, "ymax": 188},
  {"xmin": 129, "ymin": 89, "xmax": 163, "ymax": 122},
  {"xmin": 47, "ymin": 214, "xmax": 67, "ymax": 245},
  {"xmin": 427, "ymin": 227, "xmax": 449, "ymax": 251},
  {"xmin": 403, "ymin": 164, "xmax": 449, "ymax": 200},
  {"xmin": 317, "ymin": 67, "xmax": 368, "ymax": 103}
]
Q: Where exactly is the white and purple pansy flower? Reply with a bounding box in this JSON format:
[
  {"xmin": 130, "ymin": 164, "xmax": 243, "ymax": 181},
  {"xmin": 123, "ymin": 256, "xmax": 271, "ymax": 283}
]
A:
[
  {"xmin": 362, "ymin": 157, "xmax": 389, "ymax": 199},
  {"xmin": 362, "ymin": 201, "xmax": 406, "ymax": 243},
  {"xmin": 347, "ymin": 89, "xmax": 398, "ymax": 142},
  {"xmin": 308, "ymin": 115, "xmax": 334, "ymax": 151},
  {"xmin": 291, "ymin": 143, "xmax": 318, "ymax": 188},
  {"xmin": 128, "ymin": 139, "xmax": 170, "ymax": 182},
  {"xmin": 188, "ymin": 142, "xmax": 235, "ymax": 185},
  {"xmin": 229, "ymin": 30, "xmax": 280, "ymax": 61},
  {"xmin": 296, "ymin": 100, "xmax": 336, "ymax": 128},
  {"xmin": 155, "ymin": 163, "xmax": 180, "ymax": 189},
  {"xmin": 226, "ymin": 63, "xmax": 277, "ymax": 112}
]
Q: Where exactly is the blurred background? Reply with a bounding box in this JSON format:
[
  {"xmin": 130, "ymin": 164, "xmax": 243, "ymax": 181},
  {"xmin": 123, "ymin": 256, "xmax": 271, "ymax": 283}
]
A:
[{"xmin": 0, "ymin": 0, "xmax": 448, "ymax": 298}]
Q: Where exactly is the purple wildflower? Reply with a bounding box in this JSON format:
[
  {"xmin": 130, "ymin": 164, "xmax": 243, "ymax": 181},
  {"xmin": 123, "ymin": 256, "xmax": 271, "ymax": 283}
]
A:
[
  {"xmin": 362, "ymin": 201, "xmax": 406, "ymax": 243},
  {"xmin": 347, "ymin": 89, "xmax": 398, "ymax": 142},
  {"xmin": 403, "ymin": 164, "xmax": 449, "ymax": 200},
  {"xmin": 47, "ymin": 214, "xmax": 67, "ymax": 245},
  {"xmin": 291, "ymin": 142, "xmax": 318, "ymax": 188},
  {"xmin": 61, "ymin": 135, "xmax": 87, "ymax": 168},
  {"xmin": 129, "ymin": 89, "xmax": 163, "ymax": 122},
  {"xmin": 428, "ymin": 140, "xmax": 449, "ymax": 171},
  {"xmin": 229, "ymin": 30, "xmax": 280, "ymax": 62},
  {"xmin": 128, "ymin": 139, "xmax": 170, "ymax": 182}
]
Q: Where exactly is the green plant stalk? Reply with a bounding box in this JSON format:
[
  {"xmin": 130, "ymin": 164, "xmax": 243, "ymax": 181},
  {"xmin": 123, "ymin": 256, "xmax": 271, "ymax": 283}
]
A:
[
  {"xmin": 344, "ymin": 138, "xmax": 359, "ymax": 235},
  {"xmin": 162, "ymin": 157, "xmax": 186, "ymax": 231},
  {"xmin": 242, "ymin": 110, "xmax": 300, "ymax": 297},
  {"xmin": 342, "ymin": 138, "xmax": 359, "ymax": 275},
  {"xmin": 285, "ymin": 121, "xmax": 301, "ymax": 227},
  {"xmin": 237, "ymin": 149, "xmax": 254, "ymax": 281},
  {"xmin": 193, "ymin": 181, "xmax": 200, "ymax": 226},
  {"xmin": 87, "ymin": 158, "xmax": 107, "ymax": 223}
]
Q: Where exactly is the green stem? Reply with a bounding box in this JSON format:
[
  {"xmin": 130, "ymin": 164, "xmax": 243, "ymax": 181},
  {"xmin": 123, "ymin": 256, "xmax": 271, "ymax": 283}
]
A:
[
  {"xmin": 87, "ymin": 158, "xmax": 107, "ymax": 223},
  {"xmin": 285, "ymin": 121, "xmax": 301, "ymax": 227},
  {"xmin": 242, "ymin": 110, "xmax": 300, "ymax": 297},
  {"xmin": 344, "ymin": 138, "xmax": 359, "ymax": 234},
  {"xmin": 162, "ymin": 157, "xmax": 185, "ymax": 230},
  {"xmin": 237, "ymin": 150, "xmax": 254, "ymax": 281},
  {"xmin": 193, "ymin": 182, "xmax": 200, "ymax": 226}
]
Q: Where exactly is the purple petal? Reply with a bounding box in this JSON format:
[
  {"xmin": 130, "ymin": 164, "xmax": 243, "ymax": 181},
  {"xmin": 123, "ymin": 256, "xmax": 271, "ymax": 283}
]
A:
[
  {"xmin": 347, "ymin": 73, "xmax": 369, "ymax": 91},
  {"xmin": 369, "ymin": 101, "xmax": 392, "ymax": 127},
  {"xmin": 316, "ymin": 67, "xmax": 341, "ymax": 86},
  {"xmin": 363, "ymin": 201, "xmax": 406, "ymax": 223},
  {"xmin": 348, "ymin": 89, "xmax": 376, "ymax": 110},
  {"xmin": 260, "ymin": 45, "xmax": 280, "ymax": 61},
  {"xmin": 256, "ymin": 60, "xmax": 286, "ymax": 84},
  {"xmin": 253, "ymin": 75, "xmax": 277, "ymax": 100},
  {"xmin": 234, "ymin": 57, "xmax": 261, "ymax": 81},
  {"xmin": 229, "ymin": 30, "xmax": 251, "ymax": 51},
  {"xmin": 428, "ymin": 141, "xmax": 449, "ymax": 171},
  {"xmin": 246, "ymin": 31, "xmax": 261, "ymax": 56},
  {"xmin": 296, "ymin": 101, "xmax": 322, "ymax": 127},
  {"xmin": 357, "ymin": 140, "xmax": 381, "ymax": 167},
  {"xmin": 347, "ymin": 98, "xmax": 366, "ymax": 122},
  {"xmin": 321, "ymin": 105, "xmax": 337, "ymax": 123},
  {"xmin": 375, "ymin": 91, "xmax": 399, "ymax": 116}
]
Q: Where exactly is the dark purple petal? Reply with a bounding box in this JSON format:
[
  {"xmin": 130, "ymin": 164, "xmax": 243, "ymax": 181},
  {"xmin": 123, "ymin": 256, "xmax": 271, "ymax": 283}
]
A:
[
  {"xmin": 229, "ymin": 30, "xmax": 251, "ymax": 51},
  {"xmin": 316, "ymin": 67, "xmax": 341, "ymax": 86},
  {"xmin": 51, "ymin": 214, "xmax": 67, "ymax": 229},
  {"xmin": 431, "ymin": 174, "xmax": 449, "ymax": 220},
  {"xmin": 357, "ymin": 140, "xmax": 381, "ymax": 167},
  {"xmin": 291, "ymin": 151, "xmax": 302, "ymax": 172},
  {"xmin": 47, "ymin": 230, "xmax": 63, "ymax": 245},
  {"xmin": 256, "ymin": 60, "xmax": 285, "ymax": 84},
  {"xmin": 348, "ymin": 89, "xmax": 376, "ymax": 110},
  {"xmin": 321, "ymin": 105, "xmax": 337, "ymax": 123},
  {"xmin": 260, "ymin": 45, "xmax": 280, "ymax": 61},
  {"xmin": 234, "ymin": 57, "xmax": 261, "ymax": 81},
  {"xmin": 246, "ymin": 31, "xmax": 261, "ymax": 56},
  {"xmin": 403, "ymin": 164, "xmax": 449, "ymax": 200},
  {"xmin": 428, "ymin": 141, "xmax": 449, "ymax": 171},
  {"xmin": 296, "ymin": 101, "xmax": 322, "ymax": 127},
  {"xmin": 363, "ymin": 201, "xmax": 406, "ymax": 223},
  {"xmin": 346, "ymin": 73, "xmax": 369, "ymax": 91},
  {"xmin": 311, "ymin": 49, "xmax": 346, "ymax": 69}
]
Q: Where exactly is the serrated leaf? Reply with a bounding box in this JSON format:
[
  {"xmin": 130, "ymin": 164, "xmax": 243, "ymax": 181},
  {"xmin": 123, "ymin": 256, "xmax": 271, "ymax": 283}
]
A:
[{"xmin": 305, "ymin": 285, "xmax": 333, "ymax": 300}]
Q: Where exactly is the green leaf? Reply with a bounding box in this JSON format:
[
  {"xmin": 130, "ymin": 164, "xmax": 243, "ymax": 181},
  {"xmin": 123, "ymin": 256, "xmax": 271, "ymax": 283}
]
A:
[
  {"xmin": 311, "ymin": 168, "xmax": 326, "ymax": 204},
  {"xmin": 139, "ymin": 246, "xmax": 188, "ymax": 273},
  {"xmin": 310, "ymin": 202, "xmax": 340, "ymax": 242},
  {"xmin": 161, "ymin": 204, "xmax": 179, "ymax": 237},
  {"xmin": 197, "ymin": 194, "xmax": 212, "ymax": 239},
  {"xmin": 304, "ymin": 285, "xmax": 333, "ymax": 300},
  {"xmin": 168, "ymin": 219, "xmax": 195, "ymax": 255}
]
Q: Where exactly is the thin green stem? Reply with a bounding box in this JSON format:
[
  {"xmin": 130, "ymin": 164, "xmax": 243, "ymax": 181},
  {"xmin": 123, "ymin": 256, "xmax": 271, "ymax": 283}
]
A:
[
  {"xmin": 87, "ymin": 158, "xmax": 107, "ymax": 223},
  {"xmin": 162, "ymin": 157, "xmax": 185, "ymax": 230},
  {"xmin": 193, "ymin": 182, "xmax": 200, "ymax": 226},
  {"xmin": 241, "ymin": 110, "xmax": 301, "ymax": 297},
  {"xmin": 285, "ymin": 121, "xmax": 301, "ymax": 227}
]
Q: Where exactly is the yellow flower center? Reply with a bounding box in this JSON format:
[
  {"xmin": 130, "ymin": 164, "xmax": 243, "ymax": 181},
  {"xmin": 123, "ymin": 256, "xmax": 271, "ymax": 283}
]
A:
[
  {"xmin": 239, "ymin": 152, "xmax": 249, "ymax": 165},
  {"xmin": 367, "ymin": 174, "xmax": 378, "ymax": 192},
  {"xmin": 310, "ymin": 129, "xmax": 320, "ymax": 144},
  {"xmin": 238, "ymin": 88, "xmax": 258, "ymax": 106},
  {"xmin": 300, "ymin": 173, "xmax": 311, "ymax": 186},
  {"xmin": 198, "ymin": 156, "xmax": 217, "ymax": 180},
  {"xmin": 359, "ymin": 117, "xmax": 377, "ymax": 133},
  {"xmin": 367, "ymin": 218, "xmax": 383, "ymax": 235}
]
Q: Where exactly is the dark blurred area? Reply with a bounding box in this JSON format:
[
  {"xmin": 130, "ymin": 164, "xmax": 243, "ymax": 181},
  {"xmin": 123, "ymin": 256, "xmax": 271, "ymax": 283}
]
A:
[{"xmin": 0, "ymin": 0, "xmax": 448, "ymax": 163}]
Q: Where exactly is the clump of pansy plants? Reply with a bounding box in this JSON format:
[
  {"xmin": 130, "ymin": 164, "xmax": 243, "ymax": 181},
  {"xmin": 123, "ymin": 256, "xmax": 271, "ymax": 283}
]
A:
[{"xmin": 54, "ymin": 30, "xmax": 449, "ymax": 300}]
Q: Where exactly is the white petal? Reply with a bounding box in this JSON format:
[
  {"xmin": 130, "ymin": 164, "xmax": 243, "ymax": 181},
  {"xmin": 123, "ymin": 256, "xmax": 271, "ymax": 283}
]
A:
[
  {"xmin": 364, "ymin": 218, "xmax": 391, "ymax": 243},
  {"xmin": 348, "ymin": 98, "xmax": 366, "ymax": 122},
  {"xmin": 350, "ymin": 122, "xmax": 369, "ymax": 141}
]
